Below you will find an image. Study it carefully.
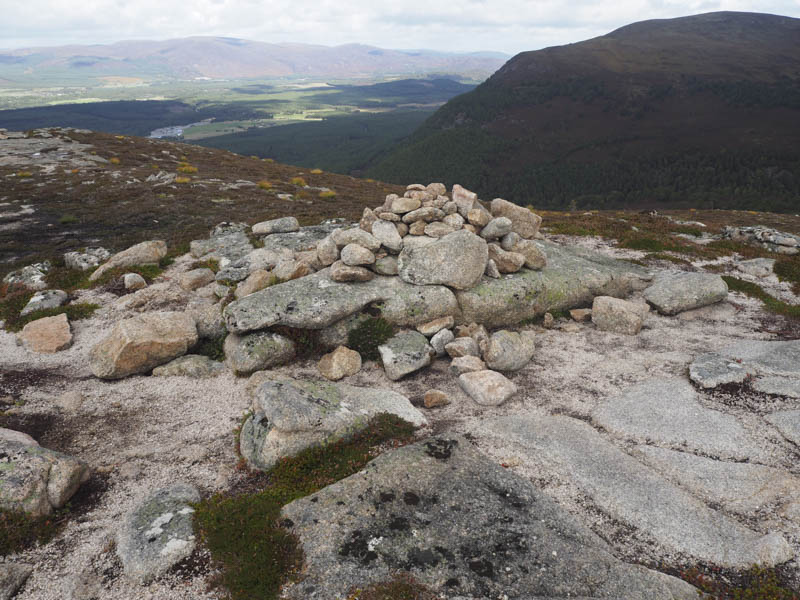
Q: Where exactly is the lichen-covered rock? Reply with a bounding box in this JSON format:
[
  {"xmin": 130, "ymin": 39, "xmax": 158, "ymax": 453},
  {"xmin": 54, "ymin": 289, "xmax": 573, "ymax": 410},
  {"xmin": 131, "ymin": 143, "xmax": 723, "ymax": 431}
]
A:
[
  {"xmin": 480, "ymin": 217, "xmax": 513, "ymax": 240},
  {"xmin": 483, "ymin": 330, "xmax": 536, "ymax": 371},
  {"xmin": 116, "ymin": 483, "xmax": 200, "ymax": 584},
  {"xmin": 592, "ymin": 296, "xmax": 649, "ymax": 335},
  {"xmin": 179, "ymin": 268, "xmax": 215, "ymax": 291},
  {"xmin": 64, "ymin": 247, "xmax": 110, "ymax": 271},
  {"xmin": 449, "ymin": 355, "xmax": 486, "ymax": 376},
  {"xmin": 239, "ymin": 378, "xmax": 426, "ymax": 470},
  {"xmin": 330, "ymin": 260, "xmax": 374, "ymax": 282},
  {"xmin": 224, "ymin": 331, "xmax": 296, "ymax": 375},
  {"xmin": 18, "ymin": 313, "xmax": 72, "ymax": 353},
  {"xmin": 20, "ymin": 289, "xmax": 68, "ymax": 316},
  {"xmin": 252, "ymin": 216, "xmax": 299, "ymax": 235},
  {"xmin": 2, "ymin": 262, "xmax": 51, "ymax": 291},
  {"xmin": 0, "ymin": 435, "xmax": 90, "ymax": 516},
  {"xmin": 151, "ymin": 355, "xmax": 226, "ymax": 378},
  {"xmin": 458, "ymin": 370, "xmax": 518, "ymax": 406},
  {"xmin": 378, "ymin": 331, "xmax": 433, "ymax": 381},
  {"xmin": 490, "ymin": 198, "xmax": 542, "ymax": 239},
  {"xmin": 123, "ymin": 273, "xmax": 147, "ymax": 291},
  {"xmin": 644, "ymin": 273, "xmax": 728, "ymax": 315},
  {"xmin": 90, "ymin": 312, "xmax": 198, "ymax": 379},
  {"xmin": 280, "ymin": 436, "xmax": 696, "ymax": 600},
  {"xmin": 398, "ymin": 229, "xmax": 488, "ymax": 290},
  {"xmin": 235, "ymin": 269, "xmax": 274, "ymax": 299},
  {"xmin": 89, "ymin": 240, "xmax": 167, "ymax": 282},
  {"xmin": 371, "ymin": 219, "xmax": 403, "ymax": 253},
  {"xmin": 340, "ymin": 244, "xmax": 375, "ymax": 267}
]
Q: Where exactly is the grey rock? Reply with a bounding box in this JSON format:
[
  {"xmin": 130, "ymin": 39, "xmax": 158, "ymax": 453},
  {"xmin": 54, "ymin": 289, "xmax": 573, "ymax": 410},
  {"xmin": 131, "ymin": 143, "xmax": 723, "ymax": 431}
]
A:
[
  {"xmin": 423, "ymin": 221, "xmax": 455, "ymax": 238},
  {"xmin": 372, "ymin": 255, "xmax": 398, "ymax": 275},
  {"xmin": 415, "ymin": 315, "xmax": 454, "ymax": 337},
  {"xmin": 280, "ymin": 436, "xmax": 696, "ymax": 600},
  {"xmin": 452, "ymin": 183, "xmax": 478, "ymax": 217},
  {"xmin": 2, "ymin": 262, "xmax": 51, "ymax": 291},
  {"xmin": 123, "ymin": 273, "xmax": 147, "ymax": 291},
  {"xmin": 689, "ymin": 353, "xmax": 756, "ymax": 388},
  {"xmin": 20, "ymin": 289, "xmax": 68, "ymax": 316},
  {"xmin": 331, "ymin": 227, "xmax": 381, "ymax": 251},
  {"xmin": 736, "ymin": 257, "xmax": 776, "ymax": 278},
  {"xmin": 500, "ymin": 231, "xmax": 522, "ymax": 251},
  {"xmin": 317, "ymin": 313, "xmax": 370, "ymax": 351},
  {"xmin": 483, "ymin": 330, "xmax": 536, "ymax": 371},
  {"xmin": 189, "ymin": 302, "xmax": 226, "ymax": 340},
  {"xmin": 458, "ymin": 370, "xmax": 518, "ymax": 405},
  {"xmin": 635, "ymin": 445, "xmax": 800, "ymax": 517},
  {"xmin": 190, "ymin": 222, "xmax": 253, "ymax": 268},
  {"xmin": 0, "ymin": 438, "xmax": 90, "ymax": 516},
  {"xmin": 487, "ymin": 243, "xmax": 524, "ymax": 274},
  {"xmin": 400, "ymin": 235, "xmax": 436, "ymax": 250},
  {"xmin": 442, "ymin": 213, "xmax": 464, "ymax": 230},
  {"xmin": 480, "ymin": 216, "xmax": 513, "ymax": 240},
  {"xmin": 0, "ymin": 564, "xmax": 32, "ymax": 600},
  {"xmin": 753, "ymin": 376, "xmax": 800, "ymax": 398},
  {"xmin": 240, "ymin": 378, "xmax": 426, "ymax": 470},
  {"xmin": 449, "ymin": 355, "xmax": 486, "ymax": 376},
  {"xmin": 252, "ymin": 216, "xmax": 299, "ymax": 235},
  {"xmin": 484, "ymin": 258, "xmax": 500, "ymax": 278},
  {"xmin": 398, "ymin": 229, "xmax": 488, "ymax": 290},
  {"xmin": 224, "ymin": 331, "xmax": 296, "ymax": 375},
  {"xmin": 116, "ymin": 483, "xmax": 200, "ymax": 584},
  {"xmin": 371, "ymin": 220, "xmax": 403, "ymax": 253},
  {"xmin": 490, "ymin": 197, "xmax": 543, "ymax": 239},
  {"xmin": 179, "ymin": 268, "xmax": 215, "ymax": 291},
  {"xmin": 90, "ymin": 240, "xmax": 167, "ymax": 282},
  {"xmin": 512, "ymin": 238, "xmax": 547, "ymax": 270},
  {"xmin": 456, "ymin": 241, "xmax": 652, "ymax": 328},
  {"xmin": 488, "ymin": 414, "xmax": 792, "ymax": 568},
  {"xmin": 765, "ymin": 410, "xmax": 800, "ymax": 445},
  {"xmin": 390, "ymin": 197, "xmax": 421, "ymax": 214},
  {"xmin": 316, "ymin": 235, "xmax": 339, "ymax": 267},
  {"xmin": 340, "ymin": 244, "xmax": 375, "ymax": 267},
  {"xmin": 430, "ymin": 328, "xmax": 454, "ymax": 356},
  {"xmin": 644, "ymin": 272, "xmax": 728, "ymax": 315},
  {"xmin": 151, "ymin": 355, "xmax": 226, "ymax": 377},
  {"xmin": 64, "ymin": 247, "xmax": 110, "ymax": 271},
  {"xmin": 591, "ymin": 296, "xmax": 649, "ymax": 335},
  {"xmin": 224, "ymin": 270, "xmax": 457, "ymax": 333},
  {"xmin": 330, "ymin": 260, "xmax": 374, "ymax": 282},
  {"xmin": 378, "ymin": 331, "xmax": 433, "ymax": 380},
  {"xmin": 262, "ymin": 224, "xmax": 345, "ymax": 254},
  {"xmin": 592, "ymin": 378, "xmax": 768, "ymax": 461},
  {"xmin": 445, "ymin": 336, "xmax": 481, "ymax": 358}
]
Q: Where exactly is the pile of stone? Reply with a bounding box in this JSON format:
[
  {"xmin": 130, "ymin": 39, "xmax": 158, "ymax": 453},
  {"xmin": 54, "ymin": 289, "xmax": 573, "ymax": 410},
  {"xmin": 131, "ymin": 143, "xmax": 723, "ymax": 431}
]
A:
[{"xmin": 723, "ymin": 226, "xmax": 799, "ymax": 255}]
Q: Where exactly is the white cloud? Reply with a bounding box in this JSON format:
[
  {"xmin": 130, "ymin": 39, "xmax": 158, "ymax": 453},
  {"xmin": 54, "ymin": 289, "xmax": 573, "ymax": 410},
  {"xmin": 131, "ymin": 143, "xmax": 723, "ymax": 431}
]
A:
[{"xmin": 1, "ymin": 0, "xmax": 798, "ymax": 54}]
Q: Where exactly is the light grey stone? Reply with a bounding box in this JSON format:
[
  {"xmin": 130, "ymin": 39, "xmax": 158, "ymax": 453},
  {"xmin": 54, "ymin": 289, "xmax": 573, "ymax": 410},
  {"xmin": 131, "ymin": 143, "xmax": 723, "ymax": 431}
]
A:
[
  {"xmin": 151, "ymin": 355, "xmax": 226, "ymax": 378},
  {"xmin": 224, "ymin": 331, "xmax": 296, "ymax": 375},
  {"xmin": 2, "ymin": 262, "xmax": 51, "ymax": 291},
  {"xmin": 179, "ymin": 268, "xmax": 215, "ymax": 291},
  {"xmin": 280, "ymin": 436, "xmax": 696, "ymax": 600},
  {"xmin": 765, "ymin": 410, "xmax": 800, "ymax": 445},
  {"xmin": 64, "ymin": 247, "xmax": 110, "ymax": 271},
  {"xmin": 0, "ymin": 438, "xmax": 90, "ymax": 516},
  {"xmin": 340, "ymin": 244, "xmax": 375, "ymax": 267},
  {"xmin": 116, "ymin": 483, "xmax": 200, "ymax": 584},
  {"xmin": 0, "ymin": 564, "xmax": 32, "ymax": 600},
  {"xmin": 689, "ymin": 353, "xmax": 756, "ymax": 388},
  {"xmin": 442, "ymin": 213, "xmax": 464, "ymax": 230},
  {"xmin": 391, "ymin": 197, "xmax": 421, "ymax": 214},
  {"xmin": 398, "ymin": 229, "xmax": 487, "ymax": 290},
  {"xmin": 259, "ymin": 224, "xmax": 341, "ymax": 254},
  {"xmin": 452, "ymin": 184, "xmax": 478, "ymax": 217},
  {"xmin": 372, "ymin": 255, "xmax": 398, "ymax": 275},
  {"xmin": 449, "ymin": 355, "xmax": 486, "ymax": 376},
  {"xmin": 591, "ymin": 296, "xmax": 649, "ymax": 335},
  {"xmin": 736, "ymin": 257, "xmax": 776, "ymax": 278},
  {"xmin": 488, "ymin": 414, "xmax": 793, "ymax": 568},
  {"xmin": 20, "ymin": 289, "xmax": 68, "ymax": 316},
  {"xmin": 512, "ymin": 238, "xmax": 547, "ymax": 270},
  {"xmin": 224, "ymin": 270, "xmax": 457, "ymax": 333},
  {"xmin": 252, "ymin": 216, "xmax": 299, "ymax": 235},
  {"xmin": 330, "ymin": 260, "xmax": 373, "ymax": 282},
  {"xmin": 90, "ymin": 240, "xmax": 167, "ymax": 282},
  {"xmin": 371, "ymin": 220, "xmax": 403, "ymax": 253},
  {"xmin": 487, "ymin": 243, "xmax": 524, "ymax": 274},
  {"xmin": 331, "ymin": 227, "xmax": 381, "ymax": 251},
  {"xmin": 378, "ymin": 331, "xmax": 433, "ymax": 380},
  {"xmin": 458, "ymin": 370, "xmax": 518, "ymax": 405},
  {"xmin": 592, "ymin": 378, "xmax": 768, "ymax": 461},
  {"xmin": 123, "ymin": 273, "xmax": 147, "ymax": 291},
  {"xmin": 240, "ymin": 378, "xmax": 426, "ymax": 470},
  {"xmin": 423, "ymin": 221, "xmax": 455, "ymax": 238},
  {"xmin": 500, "ymin": 232, "xmax": 521, "ymax": 251},
  {"xmin": 401, "ymin": 206, "xmax": 443, "ymax": 224},
  {"xmin": 445, "ymin": 336, "xmax": 481, "ymax": 358},
  {"xmin": 490, "ymin": 198, "xmax": 542, "ymax": 239},
  {"xmin": 455, "ymin": 241, "xmax": 652, "ymax": 328},
  {"xmin": 753, "ymin": 376, "xmax": 800, "ymax": 398},
  {"xmin": 643, "ymin": 272, "xmax": 728, "ymax": 315},
  {"xmin": 430, "ymin": 328, "xmax": 454, "ymax": 357},
  {"xmin": 484, "ymin": 258, "xmax": 500, "ymax": 278},
  {"xmin": 480, "ymin": 217, "xmax": 513, "ymax": 240},
  {"xmin": 316, "ymin": 235, "xmax": 339, "ymax": 267},
  {"xmin": 483, "ymin": 330, "xmax": 536, "ymax": 371}
]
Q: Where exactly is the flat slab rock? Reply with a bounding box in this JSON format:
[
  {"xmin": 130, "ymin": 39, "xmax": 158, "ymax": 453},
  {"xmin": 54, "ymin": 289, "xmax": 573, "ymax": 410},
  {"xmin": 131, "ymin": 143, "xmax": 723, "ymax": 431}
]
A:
[
  {"xmin": 116, "ymin": 483, "xmax": 200, "ymax": 584},
  {"xmin": 240, "ymin": 377, "xmax": 426, "ymax": 471},
  {"xmin": 378, "ymin": 331, "xmax": 433, "ymax": 381},
  {"xmin": 643, "ymin": 272, "xmax": 728, "ymax": 315},
  {"xmin": 591, "ymin": 378, "xmax": 768, "ymax": 462},
  {"xmin": 280, "ymin": 436, "xmax": 697, "ymax": 600},
  {"xmin": 485, "ymin": 415, "xmax": 793, "ymax": 568}
]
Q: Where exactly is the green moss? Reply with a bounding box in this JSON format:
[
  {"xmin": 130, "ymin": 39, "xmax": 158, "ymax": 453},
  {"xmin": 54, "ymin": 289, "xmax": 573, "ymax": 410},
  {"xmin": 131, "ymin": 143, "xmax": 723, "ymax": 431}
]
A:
[
  {"xmin": 644, "ymin": 252, "xmax": 693, "ymax": 265},
  {"xmin": 774, "ymin": 257, "xmax": 800, "ymax": 295},
  {"xmin": 347, "ymin": 317, "xmax": 394, "ymax": 361},
  {"xmin": 723, "ymin": 276, "xmax": 800, "ymax": 320},
  {"xmin": 348, "ymin": 573, "xmax": 437, "ymax": 600},
  {"xmin": 194, "ymin": 413, "xmax": 417, "ymax": 600},
  {"xmin": 0, "ymin": 508, "xmax": 66, "ymax": 557},
  {"xmin": 189, "ymin": 258, "xmax": 220, "ymax": 273},
  {"xmin": 193, "ymin": 335, "xmax": 226, "ymax": 362},
  {"xmin": 682, "ymin": 565, "xmax": 799, "ymax": 599}
]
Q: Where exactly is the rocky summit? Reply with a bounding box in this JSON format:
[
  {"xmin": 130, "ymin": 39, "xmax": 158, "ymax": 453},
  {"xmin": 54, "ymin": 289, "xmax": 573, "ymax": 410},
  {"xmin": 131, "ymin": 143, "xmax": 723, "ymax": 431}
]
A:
[{"xmin": 1, "ymin": 161, "xmax": 800, "ymax": 600}]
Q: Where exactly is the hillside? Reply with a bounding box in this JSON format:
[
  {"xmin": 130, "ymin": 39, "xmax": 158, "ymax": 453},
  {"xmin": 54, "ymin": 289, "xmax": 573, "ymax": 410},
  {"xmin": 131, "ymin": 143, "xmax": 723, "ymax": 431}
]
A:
[
  {"xmin": 370, "ymin": 12, "xmax": 800, "ymax": 212},
  {"xmin": 0, "ymin": 37, "xmax": 507, "ymax": 84}
]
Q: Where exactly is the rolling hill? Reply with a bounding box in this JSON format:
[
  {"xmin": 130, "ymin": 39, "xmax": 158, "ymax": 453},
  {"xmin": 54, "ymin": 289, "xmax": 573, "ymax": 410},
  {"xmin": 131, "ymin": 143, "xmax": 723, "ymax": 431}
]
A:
[
  {"xmin": 0, "ymin": 37, "xmax": 507, "ymax": 83},
  {"xmin": 369, "ymin": 12, "xmax": 800, "ymax": 212}
]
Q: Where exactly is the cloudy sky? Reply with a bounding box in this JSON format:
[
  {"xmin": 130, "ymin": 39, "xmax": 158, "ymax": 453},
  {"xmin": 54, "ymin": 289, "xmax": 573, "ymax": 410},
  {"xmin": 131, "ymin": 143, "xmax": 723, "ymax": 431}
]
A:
[{"xmin": 2, "ymin": 0, "xmax": 799, "ymax": 54}]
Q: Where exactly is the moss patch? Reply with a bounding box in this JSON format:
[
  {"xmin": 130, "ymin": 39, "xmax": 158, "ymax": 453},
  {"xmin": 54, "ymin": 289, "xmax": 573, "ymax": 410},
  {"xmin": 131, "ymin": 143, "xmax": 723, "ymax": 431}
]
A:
[
  {"xmin": 680, "ymin": 565, "xmax": 799, "ymax": 599},
  {"xmin": 723, "ymin": 276, "xmax": 800, "ymax": 320},
  {"xmin": 193, "ymin": 335, "xmax": 226, "ymax": 362},
  {"xmin": 774, "ymin": 257, "xmax": 800, "ymax": 295},
  {"xmin": 0, "ymin": 509, "xmax": 64, "ymax": 556},
  {"xmin": 348, "ymin": 573, "xmax": 438, "ymax": 600},
  {"xmin": 194, "ymin": 413, "xmax": 417, "ymax": 600},
  {"xmin": 347, "ymin": 317, "xmax": 394, "ymax": 362}
]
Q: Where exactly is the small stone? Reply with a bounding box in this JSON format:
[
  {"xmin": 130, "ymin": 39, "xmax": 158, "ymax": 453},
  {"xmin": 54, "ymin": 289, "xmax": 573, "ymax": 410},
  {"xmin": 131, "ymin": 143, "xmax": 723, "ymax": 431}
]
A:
[
  {"xmin": 295, "ymin": 250, "xmax": 322, "ymax": 271},
  {"xmin": 273, "ymin": 260, "xmax": 311, "ymax": 281},
  {"xmin": 406, "ymin": 183, "xmax": 426, "ymax": 191},
  {"xmin": 330, "ymin": 260, "xmax": 374, "ymax": 282},
  {"xmin": 371, "ymin": 220, "xmax": 404, "ymax": 253},
  {"xmin": 481, "ymin": 217, "xmax": 513, "ymax": 240},
  {"xmin": 644, "ymin": 273, "xmax": 728, "ymax": 315},
  {"xmin": 377, "ymin": 211, "xmax": 401, "ymax": 222},
  {"xmin": 396, "ymin": 222, "xmax": 409, "ymax": 237},
  {"xmin": 331, "ymin": 228, "xmax": 381, "ymax": 251},
  {"xmin": 417, "ymin": 316, "xmax": 455, "ymax": 337},
  {"xmin": 224, "ymin": 331, "xmax": 296, "ymax": 375},
  {"xmin": 485, "ymin": 258, "xmax": 501, "ymax": 278},
  {"xmin": 18, "ymin": 313, "xmax": 72, "ymax": 353},
  {"xmin": 467, "ymin": 208, "xmax": 491, "ymax": 227},
  {"xmin": 442, "ymin": 213, "xmax": 464, "ymax": 230},
  {"xmin": 484, "ymin": 330, "xmax": 536, "ymax": 372},
  {"xmin": 445, "ymin": 337, "xmax": 481, "ymax": 358},
  {"xmin": 315, "ymin": 235, "xmax": 339, "ymax": 267},
  {"xmin": 500, "ymin": 232, "xmax": 522, "ymax": 251},
  {"xmin": 424, "ymin": 222, "xmax": 455, "ymax": 238},
  {"xmin": 64, "ymin": 247, "xmax": 110, "ymax": 271},
  {"xmin": 424, "ymin": 390, "xmax": 450, "ymax": 408},
  {"xmin": 340, "ymin": 244, "xmax": 376, "ymax": 267},
  {"xmin": 430, "ymin": 328, "xmax": 455, "ymax": 356},
  {"xmin": 235, "ymin": 269, "xmax": 274, "ymax": 299},
  {"xmin": 391, "ymin": 197, "xmax": 422, "ymax": 214},
  {"xmin": 570, "ymin": 308, "xmax": 592, "ymax": 322},
  {"xmin": 409, "ymin": 220, "xmax": 426, "ymax": 235},
  {"xmin": 179, "ymin": 268, "xmax": 215, "ymax": 291},
  {"xmin": 592, "ymin": 296, "xmax": 649, "ymax": 335},
  {"xmin": 512, "ymin": 239, "xmax": 547, "ymax": 270},
  {"xmin": 20, "ymin": 289, "xmax": 68, "ymax": 316},
  {"xmin": 359, "ymin": 208, "xmax": 378, "ymax": 233},
  {"xmin": 490, "ymin": 198, "xmax": 542, "ymax": 239},
  {"xmin": 488, "ymin": 244, "xmax": 525, "ymax": 273},
  {"xmin": 543, "ymin": 312, "xmax": 555, "ymax": 329},
  {"xmin": 452, "ymin": 184, "xmax": 478, "ymax": 217},
  {"xmin": 378, "ymin": 331, "xmax": 433, "ymax": 381},
  {"xmin": 402, "ymin": 207, "xmax": 444, "ymax": 224},
  {"xmin": 123, "ymin": 273, "xmax": 147, "ymax": 291},
  {"xmin": 373, "ymin": 256, "xmax": 399, "ymax": 275},
  {"xmin": 318, "ymin": 346, "xmax": 362, "ymax": 381},
  {"xmin": 458, "ymin": 370, "xmax": 518, "ymax": 406},
  {"xmin": 90, "ymin": 240, "xmax": 167, "ymax": 282},
  {"xmin": 449, "ymin": 355, "xmax": 486, "ymax": 376},
  {"xmin": 252, "ymin": 216, "xmax": 299, "ymax": 235},
  {"xmin": 443, "ymin": 201, "xmax": 458, "ymax": 215},
  {"xmin": 426, "ymin": 183, "xmax": 447, "ymax": 195}
]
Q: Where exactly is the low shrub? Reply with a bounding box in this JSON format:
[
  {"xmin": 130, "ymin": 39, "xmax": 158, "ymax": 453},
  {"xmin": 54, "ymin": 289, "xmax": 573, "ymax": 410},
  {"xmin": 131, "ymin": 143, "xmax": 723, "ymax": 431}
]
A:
[
  {"xmin": 774, "ymin": 257, "xmax": 800, "ymax": 295},
  {"xmin": 347, "ymin": 317, "xmax": 394, "ymax": 361},
  {"xmin": 175, "ymin": 176, "xmax": 191, "ymax": 184},
  {"xmin": 258, "ymin": 180, "xmax": 272, "ymax": 190},
  {"xmin": 681, "ymin": 564, "xmax": 799, "ymax": 599},
  {"xmin": 290, "ymin": 176, "xmax": 307, "ymax": 187},
  {"xmin": 177, "ymin": 164, "xmax": 198, "ymax": 174},
  {"xmin": 310, "ymin": 168, "xmax": 323, "ymax": 174},
  {"xmin": 348, "ymin": 573, "xmax": 437, "ymax": 600},
  {"xmin": 59, "ymin": 214, "xmax": 79, "ymax": 225},
  {"xmin": 16, "ymin": 171, "xmax": 32, "ymax": 178},
  {"xmin": 0, "ymin": 509, "xmax": 64, "ymax": 557},
  {"xmin": 193, "ymin": 335, "xmax": 226, "ymax": 362},
  {"xmin": 109, "ymin": 157, "xmax": 120, "ymax": 165},
  {"xmin": 319, "ymin": 190, "xmax": 337, "ymax": 198}
]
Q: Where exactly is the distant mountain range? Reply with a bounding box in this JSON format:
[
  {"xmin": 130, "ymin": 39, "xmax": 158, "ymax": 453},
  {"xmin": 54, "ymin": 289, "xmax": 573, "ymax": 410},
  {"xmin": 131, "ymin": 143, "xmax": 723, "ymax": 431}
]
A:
[
  {"xmin": 370, "ymin": 12, "xmax": 800, "ymax": 212},
  {"xmin": 0, "ymin": 37, "xmax": 508, "ymax": 82}
]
